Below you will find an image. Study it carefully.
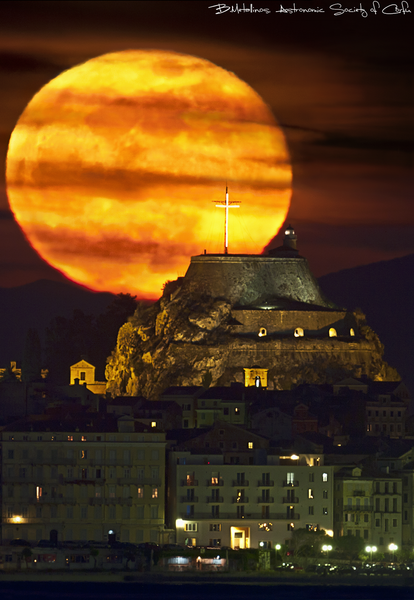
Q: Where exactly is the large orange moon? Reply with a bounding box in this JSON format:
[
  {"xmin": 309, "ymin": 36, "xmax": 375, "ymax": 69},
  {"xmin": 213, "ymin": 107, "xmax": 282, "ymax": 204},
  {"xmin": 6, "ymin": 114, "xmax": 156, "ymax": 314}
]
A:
[{"xmin": 6, "ymin": 50, "xmax": 292, "ymax": 299}]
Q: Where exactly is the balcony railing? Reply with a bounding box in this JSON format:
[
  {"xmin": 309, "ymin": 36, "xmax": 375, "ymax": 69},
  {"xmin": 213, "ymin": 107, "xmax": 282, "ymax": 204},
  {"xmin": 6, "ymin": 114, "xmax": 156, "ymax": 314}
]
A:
[
  {"xmin": 180, "ymin": 496, "xmax": 199, "ymax": 503},
  {"xmin": 35, "ymin": 496, "xmax": 76, "ymax": 504},
  {"xmin": 346, "ymin": 505, "xmax": 374, "ymax": 512},
  {"xmin": 258, "ymin": 480, "xmax": 274, "ymax": 487},
  {"xmin": 207, "ymin": 497, "xmax": 223, "ymax": 503},
  {"xmin": 181, "ymin": 479, "xmax": 198, "ymax": 487},
  {"xmin": 207, "ymin": 479, "xmax": 224, "ymax": 487},
  {"xmin": 353, "ymin": 490, "xmax": 366, "ymax": 496},
  {"xmin": 283, "ymin": 496, "xmax": 299, "ymax": 503},
  {"xmin": 258, "ymin": 497, "xmax": 274, "ymax": 504},
  {"xmin": 232, "ymin": 480, "xmax": 249, "ymax": 487},
  {"xmin": 232, "ymin": 497, "xmax": 249, "ymax": 504},
  {"xmin": 178, "ymin": 512, "xmax": 301, "ymax": 520},
  {"xmin": 283, "ymin": 480, "xmax": 299, "ymax": 487},
  {"xmin": 88, "ymin": 497, "xmax": 133, "ymax": 506},
  {"xmin": 274, "ymin": 512, "xmax": 300, "ymax": 520}
]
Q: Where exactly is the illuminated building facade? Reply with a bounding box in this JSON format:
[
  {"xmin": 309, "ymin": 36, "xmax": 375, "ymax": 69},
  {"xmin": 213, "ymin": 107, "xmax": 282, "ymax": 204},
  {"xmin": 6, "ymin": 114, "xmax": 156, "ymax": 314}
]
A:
[
  {"xmin": 0, "ymin": 416, "xmax": 166, "ymax": 545},
  {"xmin": 168, "ymin": 451, "xmax": 334, "ymax": 549},
  {"xmin": 334, "ymin": 466, "xmax": 402, "ymax": 552}
]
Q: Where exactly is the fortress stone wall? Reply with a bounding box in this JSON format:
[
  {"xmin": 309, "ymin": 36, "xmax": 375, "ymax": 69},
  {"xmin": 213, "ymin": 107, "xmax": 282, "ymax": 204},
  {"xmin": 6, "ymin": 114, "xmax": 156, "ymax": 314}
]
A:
[{"xmin": 105, "ymin": 229, "xmax": 399, "ymax": 398}]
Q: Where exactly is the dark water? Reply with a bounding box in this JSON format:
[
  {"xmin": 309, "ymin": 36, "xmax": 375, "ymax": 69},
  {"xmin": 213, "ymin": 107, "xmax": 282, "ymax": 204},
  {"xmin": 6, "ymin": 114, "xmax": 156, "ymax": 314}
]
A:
[{"xmin": 0, "ymin": 582, "xmax": 413, "ymax": 600}]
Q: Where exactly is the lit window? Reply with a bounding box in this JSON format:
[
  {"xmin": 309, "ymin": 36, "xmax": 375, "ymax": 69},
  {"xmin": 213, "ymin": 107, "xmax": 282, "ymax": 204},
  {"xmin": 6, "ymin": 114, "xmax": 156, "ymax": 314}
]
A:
[
  {"xmin": 248, "ymin": 442, "xmax": 254, "ymax": 449},
  {"xmin": 294, "ymin": 327, "xmax": 304, "ymax": 337},
  {"xmin": 36, "ymin": 486, "xmax": 42, "ymax": 500},
  {"xmin": 137, "ymin": 487, "xmax": 144, "ymax": 498},
  {"xmin": 308, "ymin": 489, "xmax": 314, "ymax": 499},
  {"xmin": 287, "ymin": 472, "xmax": 295, "ymax": 484},
  {"xmin": 185, "ymin": 523, "xmax": 198, "ymax": 531},
  {"xmin": 67, "ymin": 436, "xmax": 73, "ymax": 441},
  {"xmin": 329, "ymin": 328, "xmax": 337, "ymax": 337},
  {"xmin": 152, "ymin": 487, "xmax": 158, "ymax": 499},
  {"xmin": 258, "ymin": 327, "xmax": 267, "ymax": 337},
  {"xmin": 350, "ymin": 328, "xmax": 355, "ymax": 336},
  {"xmin": 234, "ymin": 407, "xmax": 240, "ymax": 415},
  {"xmin": 151, "ymin": 421, "xmax": 157, "ymax": 428},
  {"xmin": 322, "ymin": 473, "xmax": 328, "ymax": 482},
  {"xmin": 81, "ymin": 436, "xmax": 87, "ymax": 442}
]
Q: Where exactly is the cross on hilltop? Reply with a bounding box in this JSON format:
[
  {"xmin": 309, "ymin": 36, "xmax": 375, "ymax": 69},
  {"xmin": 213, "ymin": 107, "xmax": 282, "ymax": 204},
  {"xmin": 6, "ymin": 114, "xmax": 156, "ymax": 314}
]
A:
[{"xmin": 214, "ymin": 186, "xmax": 240, "ymax": 254}]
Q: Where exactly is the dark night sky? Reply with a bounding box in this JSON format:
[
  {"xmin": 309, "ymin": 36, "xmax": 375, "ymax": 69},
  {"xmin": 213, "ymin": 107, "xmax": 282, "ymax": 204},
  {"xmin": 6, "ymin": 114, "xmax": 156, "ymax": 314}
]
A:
[{"xmin": 0, "ymin": 0, "xmax": 412, "ymax": 291}]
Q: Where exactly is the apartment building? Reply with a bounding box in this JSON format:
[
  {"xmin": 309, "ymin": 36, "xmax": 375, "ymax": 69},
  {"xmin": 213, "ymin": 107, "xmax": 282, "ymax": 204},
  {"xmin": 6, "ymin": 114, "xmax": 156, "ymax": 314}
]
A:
[
  {"xmin": 0, "ymin": 413, "xmax": 166, "ymax": 545},
  {"xmin": 334, "ymin": 466, "xmax": 402, "ymax": 551},
  {"xmin": 168, "ymin": 450, "xmax": 334, "ymax": 549}
]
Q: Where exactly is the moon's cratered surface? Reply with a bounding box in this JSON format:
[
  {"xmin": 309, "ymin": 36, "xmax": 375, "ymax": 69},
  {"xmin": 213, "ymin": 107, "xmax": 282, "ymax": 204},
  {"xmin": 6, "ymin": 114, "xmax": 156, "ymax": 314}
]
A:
[{"xmin": 6, "ymin": 50, "xmax": 292, "ymax": 298}]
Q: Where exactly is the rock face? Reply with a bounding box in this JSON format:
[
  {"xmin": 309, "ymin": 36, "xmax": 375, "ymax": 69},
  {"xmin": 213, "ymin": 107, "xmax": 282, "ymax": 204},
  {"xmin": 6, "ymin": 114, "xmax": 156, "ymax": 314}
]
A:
[{"xmin": 105, "ymin": 247, "xmax": 399, "ymax": 399}]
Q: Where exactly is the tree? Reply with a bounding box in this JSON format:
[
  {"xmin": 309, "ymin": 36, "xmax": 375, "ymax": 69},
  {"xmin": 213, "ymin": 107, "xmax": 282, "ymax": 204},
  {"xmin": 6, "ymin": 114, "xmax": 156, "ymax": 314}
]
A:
[
  {"xmin": 90, "ymin": 547, "xmax": 99, "ymax": 569},
  {"xmin": 22, "ymin": 328, "xmax": 42, "ymax": 382},
  {"xmin": 335, "ymin": 535, "xmax": 366, "ymax": 560},
  {"xmin": 45, "ymin": 295, "xmax": 138, "ymax": 383},
  {"xmin": 20, "ymin": 547, "xmax": 32, "ymax": 569},
  {"xmin": 290, "ymin": 528, "xmax": 331, "ymax": 558}
]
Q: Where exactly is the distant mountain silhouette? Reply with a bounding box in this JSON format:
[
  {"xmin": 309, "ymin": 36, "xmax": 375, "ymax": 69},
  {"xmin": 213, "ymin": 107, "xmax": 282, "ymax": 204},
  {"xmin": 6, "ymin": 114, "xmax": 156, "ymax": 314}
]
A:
[
  {"xmin": 319, "ymin": 254, "xmax": 414, "ymax": 394},
  {"xmin": 0, "ymin": 279, "xmax": 115, "ymax": 368}
]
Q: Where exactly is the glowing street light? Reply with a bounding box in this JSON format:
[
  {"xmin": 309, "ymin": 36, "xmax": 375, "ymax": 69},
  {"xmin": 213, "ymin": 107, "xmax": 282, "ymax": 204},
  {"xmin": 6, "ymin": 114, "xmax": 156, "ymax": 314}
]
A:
[
  {"xmin": 322, "ymin": 544, "xmax": 332, "ymax": 557},
  {"xmin": 365, "ymin": 545, "xmax": 377, "ymax": 562},
  {"xmin": 389, "ymin": 543, "xmax": 398, "ymax": 562},
  {"xmin": 275, "ymin": 543, "xmax": 281, "ymax": 561}
]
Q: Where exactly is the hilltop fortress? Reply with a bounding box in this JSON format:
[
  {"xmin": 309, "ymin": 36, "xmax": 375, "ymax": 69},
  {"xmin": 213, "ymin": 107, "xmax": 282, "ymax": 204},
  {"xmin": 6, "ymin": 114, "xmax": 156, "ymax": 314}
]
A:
[{"xmin": 105, "ymin": 226, "xmax": 399, "ymax": 399}]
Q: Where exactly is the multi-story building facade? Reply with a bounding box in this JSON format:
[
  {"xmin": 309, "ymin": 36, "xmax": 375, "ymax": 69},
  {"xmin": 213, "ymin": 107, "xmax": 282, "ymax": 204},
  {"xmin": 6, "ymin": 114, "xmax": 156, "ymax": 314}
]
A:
[
  {"xmin": 0, "ymin": 414, "xmax": 166, "ymax": 545},
  {"xmin": 334, "ymin": 466, "xmax": 402, "ymax": 552},
  {"xmin": 168, "ymin": 451, "xmax": 334, "ymax": 549},
  {"xmin": 376, "ymin": 442, "xmax": 414, "ymax": 548}
]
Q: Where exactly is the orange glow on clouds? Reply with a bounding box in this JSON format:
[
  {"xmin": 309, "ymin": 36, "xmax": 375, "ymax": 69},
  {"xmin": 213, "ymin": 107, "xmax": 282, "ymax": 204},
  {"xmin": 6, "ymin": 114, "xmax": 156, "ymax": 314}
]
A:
[{"xmin": 6, "ymin": 50, "xmax": 291, "ymax": 298}]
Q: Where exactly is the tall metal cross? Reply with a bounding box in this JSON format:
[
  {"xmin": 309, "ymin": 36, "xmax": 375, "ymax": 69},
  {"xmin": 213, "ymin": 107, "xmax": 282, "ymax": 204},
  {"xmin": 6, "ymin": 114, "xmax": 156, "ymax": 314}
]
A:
[{"xmin": 215, "ymin": 185, "xmax": 240, "ymax": 254}]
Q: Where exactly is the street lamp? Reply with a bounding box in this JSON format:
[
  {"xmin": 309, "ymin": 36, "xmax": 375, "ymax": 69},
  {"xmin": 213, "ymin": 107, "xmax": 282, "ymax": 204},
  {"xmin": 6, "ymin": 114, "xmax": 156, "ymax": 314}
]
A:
[
  {"xmin": 365, "ymin": 545, "xmax": 377, "ymax": 562},
  {"xmin": 388, "ymin": 543, "xmax": 398, "ymax": 563},
  {"xmin": 275, "ymin": 544, "xmax": 281, "ymax": 561},
  {"xmin": 322, "ymin": 544, "xmax": 332, "ymax": 559}
]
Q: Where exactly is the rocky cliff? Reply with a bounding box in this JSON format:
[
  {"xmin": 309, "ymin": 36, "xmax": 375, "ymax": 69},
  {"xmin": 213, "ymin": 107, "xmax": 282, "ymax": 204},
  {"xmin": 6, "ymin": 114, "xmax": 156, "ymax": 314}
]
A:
[{"xmin": 105, "ymin": 280, "xmax": 399, "ymax": 400}]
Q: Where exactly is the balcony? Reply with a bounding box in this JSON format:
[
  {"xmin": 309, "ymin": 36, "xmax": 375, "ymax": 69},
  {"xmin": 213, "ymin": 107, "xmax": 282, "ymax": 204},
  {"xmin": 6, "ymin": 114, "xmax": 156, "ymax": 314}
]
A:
[
  {"xmin": 35, "ymin": 496, "xmax": 76, "ymax": 504},
  {"xmin": 181, "ymin": 479, "xmax": 198, "ymax": 487},
  {"xmin": 274, "ymin": 512, "xmax": 300, "ymax": 520},
  {"xmin": 178, "ymin": 512, "xmax": 301, "ymax": 520},
  {"xmin": 258, "ymin": 497, "xmax": 274, "ymax": 504},
  {"xmin": 232, "ymin": 497, "xmax": 249, "ymax": 504},
  {"xmin": 207, "ymin": 479, "xmax": 224, "ymax": 487},
  {"xmin": 283, "ymin": 480, "xmax": 299, "ymax": 487},
  {"xmin": 136, "ymin": 477, "xmax": 162, "ymax": 486},
  {"xmin": 232, "ymin": 480, "xmax": 249, "ymax": 487},
  {"xmin": 91, "ymin": 497, "xmax": 133, "ymax": 505},
  {"xmin": 345, "ymin": 505, "xmax": 374, "ymax": 512},
  {"xmin": 258, "ymin": 480, "xmax": 274, "ymax": 487},
  {"xmin": 353, "ymin": 490, "xmax": 366, "ymax": 496},
  {"xmin": 207, "ymin": 496, "xmax": 223, "ymax": 503},
  {"xmin": 180, "ymin": 496, "xmax": 199, "ymax": 503},
  {"xmin": 283, "ymin": 496, "xmax": 299, "ymax": 503}
]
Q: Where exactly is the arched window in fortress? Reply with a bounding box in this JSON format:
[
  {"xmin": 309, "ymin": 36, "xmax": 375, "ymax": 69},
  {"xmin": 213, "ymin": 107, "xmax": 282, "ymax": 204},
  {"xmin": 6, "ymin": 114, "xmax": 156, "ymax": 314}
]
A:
[
  {"xmin": 258, "ymin": 327, "xmax": 267, "ymax": 337},
  {"xmin": 294, "ymin": 328, "xmax": 304, "ymax": 337},
  {"xmin": 329, "ymin": 328, "xmax": 337, "ymax": 337},
  {"xmin": 350, "ymin": 328, "xmax": 355, "ymax": 337}
]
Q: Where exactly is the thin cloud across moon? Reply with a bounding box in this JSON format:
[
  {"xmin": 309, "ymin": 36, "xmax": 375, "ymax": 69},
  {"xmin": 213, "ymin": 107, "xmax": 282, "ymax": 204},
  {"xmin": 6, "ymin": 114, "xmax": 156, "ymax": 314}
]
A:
[{"xmin": 6, "ymin": 50, "xmax": 292, "ymax": 298}]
